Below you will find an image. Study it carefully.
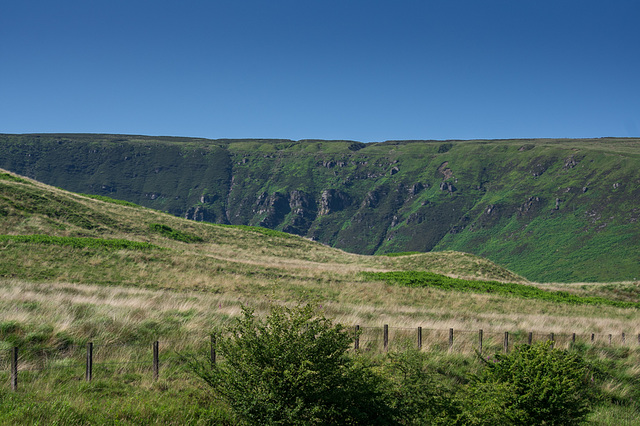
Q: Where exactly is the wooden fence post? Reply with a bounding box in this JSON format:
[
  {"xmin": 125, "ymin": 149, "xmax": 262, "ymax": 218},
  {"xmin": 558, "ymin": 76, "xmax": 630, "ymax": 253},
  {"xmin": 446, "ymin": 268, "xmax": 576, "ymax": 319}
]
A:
[
  {"xmin": 153, "ymin": 341, "xmax": 159, "ymax": 381},
  {"xmin": 528, "ymin": 332, "xmax": 533, "ymax": 345},
  {"xmin": 449, "ymin": 328, "xmax": 454, "ymax": 351},
  {"xmin": 591, "ymin": 333, "xmax": 595, "ymax": 343},
  {"xmin": 86, "ymin": 342, "xmax": 93, "ymax": 382},
  {"xmin": 11, "ymin": 347, "xmax": 18, "ymax": 391},
  {"xmin": 608, "ymin": 334, "xmax": 612, "ymax": 345},
  {"xmin": 504, "ymin": 332, "xmax": 509, "ymax": 353},
  {"xmin": 354, "ymin": 325, "xmax": 360, "ymax": 351},
  {"xmin": 478, "ymin": 329, "xmax": 483, "ymax": 355},
  {"xmin": 383, "ymin": 325, "xmax": 389, "ymax": 352},
  {"xmin": 572, "ymin": 333, "xmax": 576, "ymax": 346},
  {"xmin": 622, "ymin": 333, "xmax": 626, "ymax": 345},
  {"xmin": 550, "ymin": 333, "xmax": 554, "ymax": 348},
  {"xmin": 210, "ymin": 335, "xmax": 216, "ymax": 366},
  {"xmin": 417, "ymin": 327, "xmax": 422, "ymax": 350}
]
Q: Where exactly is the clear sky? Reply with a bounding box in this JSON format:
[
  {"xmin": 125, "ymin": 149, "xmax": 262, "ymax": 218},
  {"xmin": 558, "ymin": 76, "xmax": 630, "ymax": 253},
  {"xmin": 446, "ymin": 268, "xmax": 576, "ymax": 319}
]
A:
[{"xmin": 1, "ymin": 0, "xmax": 639, "ymax": 142}]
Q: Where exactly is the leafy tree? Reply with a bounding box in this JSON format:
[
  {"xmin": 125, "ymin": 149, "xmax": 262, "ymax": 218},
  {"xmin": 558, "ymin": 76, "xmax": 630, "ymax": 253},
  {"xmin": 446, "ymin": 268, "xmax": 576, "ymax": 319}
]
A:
[
  {"xmin": 189, "ymin": 304, "xmax": 394, "ymax": 425},
  {"xmin": 458, "ymin": 342, "xmax": 599, "ymax": 425}
]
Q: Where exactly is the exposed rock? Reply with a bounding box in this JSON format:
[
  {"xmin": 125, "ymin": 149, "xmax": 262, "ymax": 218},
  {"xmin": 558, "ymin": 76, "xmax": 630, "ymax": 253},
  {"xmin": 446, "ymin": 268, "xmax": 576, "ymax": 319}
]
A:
[
  {"xmin": 563, "ymin": 156, "xmax": 578, "ymax": 170},
  {"xmin": 257, "ymin": 192, "xmax": 290, "ymax": 228},
  {"xmin": 289, "ymin": 190, "xmax": 314, "ymax": 213},
  {"xmin": 555, "ymin": 198, "xmax": 561, "ymax": 210},
  {"xmin": 409, "ymin": 182, "xmax": 424, "ymax": 196},
  {"xmin": 438, "ymin": 162, "xmax": 454, "ymax": 180},
  {"xmin": 518, "ymin": 196, "xmax": 542, "ymax": 216},
  {"xmin": 439, "ymin": 181, "xmax": 456, "ymax": 193},
  {"xmin": 362, "ymin": 190, "xmax": 381, "ymax": 208},
  {"xmin": 407, "ymin": 211, "xmax": 426, "ymax": 224},
  {"xmin": 200, "ymin": 194, "xmax": 217, "ymax": 204},
  {"xmin": 319, "ymin": 189, "xmax": 351, "ymax": 215},
  {"xmin": 184, "ymin": 205, "xmax": 217, "ymax": 222},
  {"xmin": 285, "ymin": 190, "xmax": 317, "ymax": 234},
  {"xmin": 390, "ymin": 166, "xmax": 399, "ymax": 175}
]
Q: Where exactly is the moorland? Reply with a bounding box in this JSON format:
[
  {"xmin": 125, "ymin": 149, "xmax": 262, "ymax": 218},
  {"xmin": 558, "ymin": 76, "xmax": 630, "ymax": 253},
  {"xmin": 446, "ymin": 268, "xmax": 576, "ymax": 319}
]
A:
[
  {"xmin": 1, "ymin": 134, "xmax": 639, "ymax": 283},
  {"xmin": 0, "ymin": 167, "xmax": 639, "ymax": 424}
]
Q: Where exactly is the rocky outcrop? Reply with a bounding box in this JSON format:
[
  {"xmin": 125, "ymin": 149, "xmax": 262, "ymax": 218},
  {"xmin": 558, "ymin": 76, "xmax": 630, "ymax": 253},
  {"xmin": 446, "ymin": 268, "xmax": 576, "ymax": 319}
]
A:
[
  {"xmin": 439, "ymin": 181, "xmax": 456, "ymax": 193},
  {"xmin": 257, "ymin": 192, "xmax": 291, "ymax": 228},
  {"xmin": 319, "ymin": 189, "xmax": 351, "ymax": 215},
  {"xmin": 563, "ymin": 156, "xmax": 579, "ymax": 170},
  {"xmin": 438, "ymin": 162, "xmax": 454, "ymax": 180},
  {"xmin": 518, "ymin": 196, "xmax": 543, "ymax": 216},
  {"xmin": 409, "ymin": 182, "xmax": 424, "ymax": 196},
  {"xmin": 184, "ymin": 205, "xmax": 218, "ymax": 222},
  {"xmin": 282, "ymin": 190, "xmax": 316, "ymax": 235}
]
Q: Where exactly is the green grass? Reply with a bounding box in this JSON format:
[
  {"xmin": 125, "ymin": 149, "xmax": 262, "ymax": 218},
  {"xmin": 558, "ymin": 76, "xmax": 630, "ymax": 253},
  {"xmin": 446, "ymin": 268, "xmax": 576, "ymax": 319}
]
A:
[
  {"xmin": 213, "ymin": 223, "xmax": 297, "ymax": 239},
  {"xmin": 363, "ymin": 271, "xmax": 640, "ymax": 309},
  {"xmin": 0, "ymin": 234, "xmax": 159, "ymax": 251},
  {"xmin": 2, "ymin": 134, "xmax": 640, "ymax": 282},
  {"xmin": 79, "ymin": 193, "xmax": 142, "ymax": 208},
  {"xmin": 1, "ymin": 339, "xmax": 638, "ymax": 425},
  {"xmin": 148, "ymin": 223, "xmax": 203, "ymax": 243},
  {"xmin": 379, "ymin": 251, "xmax": 422, "ymax": 257},
  {"xmin": 0, "ymin": 172, "xmax": 31, "ymax": 184}
]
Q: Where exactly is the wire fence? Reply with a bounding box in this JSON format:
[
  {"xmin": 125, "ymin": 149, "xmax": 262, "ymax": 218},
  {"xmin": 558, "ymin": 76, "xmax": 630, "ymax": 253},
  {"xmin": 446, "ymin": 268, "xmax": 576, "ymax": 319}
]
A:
[{"xmin": 2, "ymin": 326, "xmax": 639, "ymax": 391}]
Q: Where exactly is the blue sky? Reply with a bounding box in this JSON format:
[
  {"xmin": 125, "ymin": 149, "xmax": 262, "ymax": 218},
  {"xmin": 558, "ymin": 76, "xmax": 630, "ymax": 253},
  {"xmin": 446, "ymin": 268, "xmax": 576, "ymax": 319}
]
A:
[{"xmin": 1, "ymin": 0, "xmax": 639, "ymax": 142}]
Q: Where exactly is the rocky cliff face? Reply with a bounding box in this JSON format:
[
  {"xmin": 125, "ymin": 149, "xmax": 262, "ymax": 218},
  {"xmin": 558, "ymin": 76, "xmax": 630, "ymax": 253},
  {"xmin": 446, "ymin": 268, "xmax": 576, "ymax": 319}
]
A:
[{"xmin": 1, "ymin": 134, "xmax": 639, "ymax": 282}]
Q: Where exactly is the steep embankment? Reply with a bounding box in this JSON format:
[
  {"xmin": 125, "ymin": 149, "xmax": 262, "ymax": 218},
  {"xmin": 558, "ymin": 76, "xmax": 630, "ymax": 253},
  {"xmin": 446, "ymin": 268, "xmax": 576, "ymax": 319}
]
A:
[{"xmin": 1, "ymin": 134, "xmax": 639, "ymax": 282}]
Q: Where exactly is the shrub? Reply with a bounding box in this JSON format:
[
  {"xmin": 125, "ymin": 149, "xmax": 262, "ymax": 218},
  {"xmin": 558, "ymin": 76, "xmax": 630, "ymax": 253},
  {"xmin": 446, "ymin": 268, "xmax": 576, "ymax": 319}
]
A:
[
  {"xmin": 188, "ymin": 304, "xmax": 394, "ymax": 425},
  {"xmin": 148, "ymin": 223, "xmax": 203, "ymax": 243},
  {"xmin": 459, "ymin": 342, "xmax": 599, "ymax": 425},
  {"xmin": 383, "ymin": 348, "xmax": 460, "ymax": 425}
]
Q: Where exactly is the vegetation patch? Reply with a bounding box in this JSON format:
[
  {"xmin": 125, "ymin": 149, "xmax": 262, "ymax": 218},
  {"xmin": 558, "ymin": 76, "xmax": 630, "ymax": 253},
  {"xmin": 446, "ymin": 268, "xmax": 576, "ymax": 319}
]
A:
[
  {"xmin": 215, "ymin": 224, "xmax": 296, "ymax": 239},
  {"xmin": 380, "ymin": 251, "xmax": 421, "ymax": 257},
  {"xmin": 0, "ymin": 234, "xmax": 159, "ymax": 251},
  {"xmin": 148, "ymin": 223, "xmax": 203, "ymax": 243},
  {"xmin": 79, "ymin": 194, "xmax": 141, "ymax": 208},
  {"xmin": 363, "ymin": 271, "xmax": 640, "ymax": 309},
  {"xmin": 0, "ymin": 172, "xmax": 30, "ymax": 184}
]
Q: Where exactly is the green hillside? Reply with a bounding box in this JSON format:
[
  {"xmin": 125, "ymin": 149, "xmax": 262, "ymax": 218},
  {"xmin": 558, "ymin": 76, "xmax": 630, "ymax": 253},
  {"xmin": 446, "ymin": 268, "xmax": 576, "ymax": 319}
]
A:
[
  {"xmin": 2, "ymin": 169, "xmax": 640, "ymax": 424},
  {"xmin": 1, "ymin": 133, "xmax": 639, "ymax": 282},
  {"xmin": 0, "ymin": 168, "xmax": 524, "ymax": 290}
]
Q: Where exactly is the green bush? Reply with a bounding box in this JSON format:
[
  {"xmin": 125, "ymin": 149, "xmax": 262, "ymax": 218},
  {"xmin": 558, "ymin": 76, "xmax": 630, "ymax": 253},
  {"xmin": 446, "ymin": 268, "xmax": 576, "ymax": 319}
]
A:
[
  {"xmin": 459, "ymin": 342, "xmax": 599, "ymax": 425},
  {"xmin": 188, "ymin": 304, "xmax": 394, "ymax": 425},
  {"xmin": 383, "ymin": 348, "xmax": 460, "ymax": 425},
  {"xmin": 148, "ymin": 223, "xmax": 203, "ymax": 243}
]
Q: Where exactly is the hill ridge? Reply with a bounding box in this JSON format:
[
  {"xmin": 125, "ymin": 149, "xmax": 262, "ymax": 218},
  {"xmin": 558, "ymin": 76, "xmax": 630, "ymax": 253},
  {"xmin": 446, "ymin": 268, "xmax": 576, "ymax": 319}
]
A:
[{"xmin": 1, "ymin": 133, "xmax": 639, "ymax": 282}]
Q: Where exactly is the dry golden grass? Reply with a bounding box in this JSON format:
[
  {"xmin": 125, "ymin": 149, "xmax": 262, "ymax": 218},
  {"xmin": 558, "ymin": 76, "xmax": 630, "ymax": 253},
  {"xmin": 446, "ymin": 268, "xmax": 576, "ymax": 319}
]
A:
[
  {"xmin": 2, "ymin": 275, "xmax": 638, "ymax": 353},
  {"xmin": 1, "ymin": 170, "xmax": 639, "ymax": 356}
]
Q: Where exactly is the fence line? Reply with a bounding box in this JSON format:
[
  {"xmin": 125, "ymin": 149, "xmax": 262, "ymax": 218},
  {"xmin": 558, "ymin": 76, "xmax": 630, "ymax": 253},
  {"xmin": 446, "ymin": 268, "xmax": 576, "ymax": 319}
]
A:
[{"xmin": 2, "ymin": 326, "xmax": 639, "ymax": 391}]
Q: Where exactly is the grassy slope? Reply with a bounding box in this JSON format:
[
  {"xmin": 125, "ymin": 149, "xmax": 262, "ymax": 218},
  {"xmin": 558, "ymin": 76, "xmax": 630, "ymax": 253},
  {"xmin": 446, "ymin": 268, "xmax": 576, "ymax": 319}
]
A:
[
  {"xmin": 0, "ymin": 168, "xmax": 524, "ymax": 289},
  {"xmin": 1, "ymin": 170, "xmax": 639, "ymax": 424},
  {"xmin": 1, "ymin": 169, "xmax": 638, "ymax": 331},
  {"xmin": 1, "ymin": 134, "xmax": 639, "ymax": 283}
]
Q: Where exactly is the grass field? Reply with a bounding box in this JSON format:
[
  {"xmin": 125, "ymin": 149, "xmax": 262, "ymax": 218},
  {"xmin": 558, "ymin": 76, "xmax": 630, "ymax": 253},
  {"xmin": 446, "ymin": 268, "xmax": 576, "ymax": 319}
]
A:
[{"xmin": 1, "ymin": 169, "xmax": 639, "ymax": 424}]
